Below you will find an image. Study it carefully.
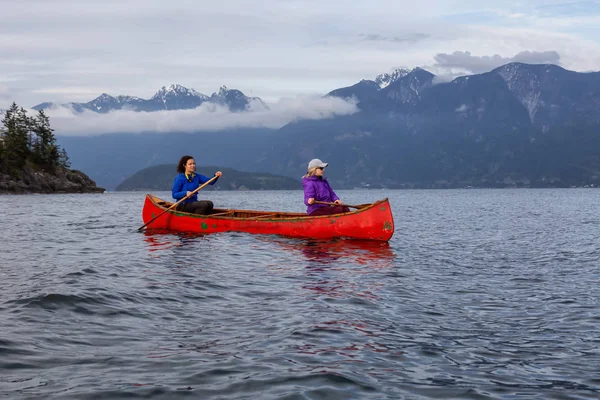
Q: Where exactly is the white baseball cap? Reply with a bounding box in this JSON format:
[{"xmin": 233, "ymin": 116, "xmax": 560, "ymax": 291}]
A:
[{"xmin": 308, "ymin": 158, "xmax": 328, "ymax": 170}]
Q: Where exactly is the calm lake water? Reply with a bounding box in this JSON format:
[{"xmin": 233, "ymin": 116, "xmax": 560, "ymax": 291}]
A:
[{"xmin": 1, "ymin": 189, "xmax": 600, "ymax": 399}]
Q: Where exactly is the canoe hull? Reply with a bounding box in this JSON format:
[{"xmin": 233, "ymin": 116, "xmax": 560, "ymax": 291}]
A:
[{"xmin": 142, "ymin": 195, "xmax": 395, "ymax": 241}]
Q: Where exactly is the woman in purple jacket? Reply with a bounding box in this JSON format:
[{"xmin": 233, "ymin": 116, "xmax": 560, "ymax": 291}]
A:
[{"xmin": 302, "ymin": 158, "xmax": 350, "ymax": 216}]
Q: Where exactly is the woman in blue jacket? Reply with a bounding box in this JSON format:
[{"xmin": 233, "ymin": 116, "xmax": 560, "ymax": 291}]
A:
[{"xmin": 172, "ymin": 155, "xmax": 222, "ymax": 214}]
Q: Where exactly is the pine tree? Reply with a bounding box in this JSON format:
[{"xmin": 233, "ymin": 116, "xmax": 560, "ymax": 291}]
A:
[
  {"xmin": 1, "ymin": 103, "xmax": 30, "ymax": 172},
  {"xmin": 58, "ymin": 147, "xmax": 70, "ymax": 168},
  {"xmin": 16, "ymin": 105, "xmax": 31, "ymax": 160},
  {"xmin": 0, "ymin": 107, "xmax": 5, "ymax": 173},
  {"xmin": 31, "ymin": 109, "xmax": 60, "ymax": 171},
  {"xmin": 1, "ymin": 102, "xmax": 71, "ymax": 176},
  {"xmin": 0, "ymin": 129, "xmax": 5, "ymax": 173}
]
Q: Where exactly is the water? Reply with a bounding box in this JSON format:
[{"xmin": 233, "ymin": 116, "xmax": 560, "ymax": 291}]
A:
[{"xmin": 1, "ymin": 189, "xmax": 600, "ymax": 399}]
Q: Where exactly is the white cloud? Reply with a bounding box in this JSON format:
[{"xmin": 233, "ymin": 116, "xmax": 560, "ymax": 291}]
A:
[{"xmin": 42, "ymin": 96, "xmax": 359, "ymax": 136}]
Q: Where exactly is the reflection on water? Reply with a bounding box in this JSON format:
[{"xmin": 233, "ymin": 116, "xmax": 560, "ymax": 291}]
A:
[
  {"xmin": 144, "ymin": 233, "xmax": 398, "ymax": 298},
  {"xmin": 139, "ymin": 232, "xmax": 401, "ymax": 383},
  {"xmin": 263, "ymin": 238, "xmax": 402, "ymax": 370},
  {"xmin": 143, "ymin": 231, "xmax": 201, "ymax": 254},
  {"xmin": 144, "ymin": 233, "xmax": 183, "ymax": 254},
  {"xmin": 144, "ymin": 232, "xmax": 397, "ymax": 270},
  {"xmin": 290, "ymin": 278, "xmax": 403, "ymax": 381},
  {"xmin": 271, "ymin": 237, "xmax": 397, "ymax": 267},
  {"xmin": 281, "ymin": 239, "xmax": 396, "ymax": 300}
]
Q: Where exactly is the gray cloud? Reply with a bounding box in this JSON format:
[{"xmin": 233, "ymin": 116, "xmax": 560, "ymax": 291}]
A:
[
  {"xmin": 433, "ymin": 50, "xmax": 562, "ymax": 74},
  {"xmin": 1, "ymin": 0, "xmax": 598, "ymax": 109},
  {"xmin": 359, "ymin": 33, "xmax": 430, "ymax": 44},
  {"xmin": 0, "ymin": 84, "xmax": 22, "ymax": 109},
  {"xmin": 0, "ymin": 84, "xmax": 9, "ymax": 100},
  {"xmin": 43, "ymin": 96, "xmax": 359, "ymax": 136},
  {"xmin": 512, "ymin": 50, "xmax": 562, "ymax": 65}
]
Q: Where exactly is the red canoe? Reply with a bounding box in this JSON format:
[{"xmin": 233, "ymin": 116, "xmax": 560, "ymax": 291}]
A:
[{"xmin": 141, "ymin": 194, "xmax": 395, "ymax": 241}]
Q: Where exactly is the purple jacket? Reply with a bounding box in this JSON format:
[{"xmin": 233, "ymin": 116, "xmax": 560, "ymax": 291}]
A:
[{"xmin": 302, "ymin": 175, "xmax": 340, "ymax": 215}]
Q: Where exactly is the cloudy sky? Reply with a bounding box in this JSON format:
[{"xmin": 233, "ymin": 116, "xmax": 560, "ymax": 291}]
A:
[{"xmin": 1, "ymin": 0, "xmax": 599, "ymax": 133}]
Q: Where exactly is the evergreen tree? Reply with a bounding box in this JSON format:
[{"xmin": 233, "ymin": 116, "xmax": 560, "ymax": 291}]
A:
[
  {"xmin": 0, "ymin": 131, "xmax": 5, "ymax": 174},
  {"xmin": 1, "ymin": 103, "xmax": 30, "ymax": 171},
  {"xmin": 16, "ymin": 105, "xmax": 31, "ymax": 160},
  {"xmin": 0, "ymin": 108, "xmax": 5, "ymax": 173},
  {"xmin": 31, "ymin": 109, "xmax": 60, "ymax": 171},
  {"xmin": 58, "ymin": 147, "xmax": 71, "ymax": 168},
  {"xmin": 0, "ymin": 102, "xmax": 71, "ymax": 175}
]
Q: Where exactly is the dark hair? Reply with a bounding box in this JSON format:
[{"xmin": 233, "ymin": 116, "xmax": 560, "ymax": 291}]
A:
[{"xmin": 177, "ymin": 155, "xmax": 194, "ymax": 173}]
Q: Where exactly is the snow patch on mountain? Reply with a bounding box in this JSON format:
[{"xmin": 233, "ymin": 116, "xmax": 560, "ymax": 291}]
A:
[
  {"xmin": 375, "ymin": 68, "xmax": 411, "ymax": 89},
  {"xmin": 152, "ymin": 84, "xmax": 209, "ymax": 101},
  {"xmin": 494, "ymin": 64, "xmax": 542, "ymax": 122}
]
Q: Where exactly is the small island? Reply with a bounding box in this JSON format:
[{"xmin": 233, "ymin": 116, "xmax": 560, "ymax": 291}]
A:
[
  {"xmin": 0, "ymin": 102, "xmax": 104, "ymax": 194},
  {"xmin": 116, "ymin": 164, "xmax": 300, "ymax": 191}
]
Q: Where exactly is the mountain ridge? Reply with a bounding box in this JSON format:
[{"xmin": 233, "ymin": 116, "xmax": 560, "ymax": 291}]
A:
[
  {"xmin": 50, "ymin": 61, "xmax": 600, "ymax": 190},
  {"xmin": 32, "ymin": 84, "xmax": 269, "ymax": 113},
  {"xmin": 115, "ymin": 164, "xmax": 300, "ymax": 191}
]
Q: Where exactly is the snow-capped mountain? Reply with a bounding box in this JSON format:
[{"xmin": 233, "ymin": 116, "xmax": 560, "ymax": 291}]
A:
[
  {"xmin": 326, "ymin": 67, "xmax": 434, "ymax": 109},
  {"xmin": 490, "ymin": 63, "xmax": 600, "ymax": 125},
  {"xmin": 152, "ymin": 84, "xmax": 206, "ymax": 100},
  {"xmin": 58, "ymin": 62, "xmax": 600, "ymax": 191},
  {"xmin": 83, "ymin": 93, "xmax": 122, "ymax": 113},
  {"xmin": 381, "ymin": 67, "xmax": 435, "ymax": 106},
  {"xmin": 32, "ymin": 84, "xmax": 265, "ymax": 113},
  {"xmin": 375, "ymin": 68, "xmax": 411, "ymax": 89},
  {"xmin": 150, "ymin": 84, "xmax": 209, "ymax": 111},
  {"xmin": 325, "ymin": 80, "xmax": 381, "ymax": 104},
  {"xmin": 209, "ymin": 86, "xmax": 269, "ymax": 112}
]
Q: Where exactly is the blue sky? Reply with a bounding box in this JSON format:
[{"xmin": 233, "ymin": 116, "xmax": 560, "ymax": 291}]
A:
[
  {"xmin": 440, "ymin": 1, "xmax": 600, "ymax": 44},
  {"xmin": 0, "ymin": 0, "xmax": 599, "ymax": 132}
]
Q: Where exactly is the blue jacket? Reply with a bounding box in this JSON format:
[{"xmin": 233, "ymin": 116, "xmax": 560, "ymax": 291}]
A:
[
  {"xmin": 302, "ymin": 175, "xmax": 340, "ymax": 215},
  {"xmin": 172, "ymin": 172, "xmax": 218, "ymax": 203}
]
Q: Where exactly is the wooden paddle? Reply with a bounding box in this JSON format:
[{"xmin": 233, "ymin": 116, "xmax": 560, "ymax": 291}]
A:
[
  {"xmin": 137, "ymin": 174, "xmax": 219, "ymax": 231},
  {"xmin": 314, "ymin": 200, "xmax": 361, "ymax": 209}
]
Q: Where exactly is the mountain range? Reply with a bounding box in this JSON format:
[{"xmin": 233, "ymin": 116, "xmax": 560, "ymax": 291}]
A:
[
  {"xmin": 33, "ymin": 84, "xmax": 268, "ymax": 113},
  {"xmin": 115, "ymin": 165, "xmax": 300, "ymax": 191},
  {"xmin": 54, "ymin": 62, "xmax": 600, "ymax": 190},
  {"xmin": 327, "ymin": 63, "xmax": 600, "ymax": 126}
]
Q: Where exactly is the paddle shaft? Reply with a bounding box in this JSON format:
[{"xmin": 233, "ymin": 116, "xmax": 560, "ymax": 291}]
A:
[
  {"xmin": 137, "ymin": 174, "xmax": 219, "ymax": 231},
  {"xmin": 314, "ymin": 200, "xmax": 360, "ymax": 209}
]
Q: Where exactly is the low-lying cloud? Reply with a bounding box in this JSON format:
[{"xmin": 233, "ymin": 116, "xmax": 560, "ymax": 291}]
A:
[
  {"xmin": 433, "ymin": 50, "xmax": 561, "ymax": 74},
  {"xmin": 43, "ymin": 96, "xmax": 359, "ymax": 136}
]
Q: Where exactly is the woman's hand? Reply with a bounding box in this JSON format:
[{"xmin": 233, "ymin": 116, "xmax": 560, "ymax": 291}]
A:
[
  {"xmin": 308, "ymin": 197, "xmax": 315, "ymax": 205},
  {"xmin": 334, "ymin": 199, "xmax": 343, "ymax": 205},
  {"xmin": 186, "ymin": 191, "xmax": 193, "ymax": 197},
  {"xmin": 215, "ymin": 171, "xmax": 223, "ymax": 177}
]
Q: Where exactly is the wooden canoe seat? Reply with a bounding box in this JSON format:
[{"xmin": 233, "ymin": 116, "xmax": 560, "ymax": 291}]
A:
[
  {"xmin": 210, "ymin": 210, "xmax": 235, "ymax": 217},
  {"xmin": 253, "ymin": 213, "xmax": 279, "ymax": 219}
]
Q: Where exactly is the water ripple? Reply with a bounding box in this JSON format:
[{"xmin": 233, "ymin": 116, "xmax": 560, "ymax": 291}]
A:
[{"xmin": 1, "ymin": 190, "xmax": 600, "ymax": 398}]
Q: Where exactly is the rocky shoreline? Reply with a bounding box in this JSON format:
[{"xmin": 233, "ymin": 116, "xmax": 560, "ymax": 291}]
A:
[{"xmin": 0, "ymin": 167, "xmax": 105, "ymax": 194}]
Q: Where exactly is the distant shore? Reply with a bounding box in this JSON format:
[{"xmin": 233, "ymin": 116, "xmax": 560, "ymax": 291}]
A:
[{"xmin": 0, "ymin": 167, "xmax": 105, "ymax": 194}]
